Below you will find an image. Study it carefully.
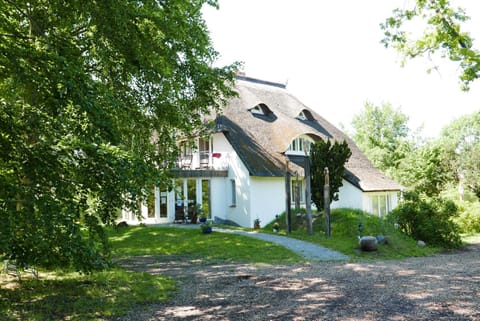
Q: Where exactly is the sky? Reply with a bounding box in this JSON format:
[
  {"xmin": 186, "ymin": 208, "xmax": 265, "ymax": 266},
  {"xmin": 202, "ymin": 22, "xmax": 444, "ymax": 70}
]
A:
[{"xmin": 202, "ymin": 0, "xmax": 480, "ymax": 139}]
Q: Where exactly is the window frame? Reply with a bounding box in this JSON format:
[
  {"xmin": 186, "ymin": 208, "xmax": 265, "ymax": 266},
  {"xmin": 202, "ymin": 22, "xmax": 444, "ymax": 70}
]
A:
[
  {"xmin": 230, "ymin": 179, "xmax": 237, "ymax": 207},
  {"xmin": 286, "ymin": 136, "xmax": 312, "ymax": 156},
  {"xmin": 370, "ymin": 193, "xmax": 391, "ymax": 217}
]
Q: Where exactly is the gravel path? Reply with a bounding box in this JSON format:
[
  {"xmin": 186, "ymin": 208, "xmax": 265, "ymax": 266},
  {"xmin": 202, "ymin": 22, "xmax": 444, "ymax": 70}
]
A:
[
  {"xmin": 159, "ymin": 224, "xmax": 349, "ymax": 261},
  {"xmin": 116, "ymin": 231, "xmax": 480, "ymax": 321},
  {"xmin": 213, "ymin": 228, "xmax": 349, "ymax": 261}
]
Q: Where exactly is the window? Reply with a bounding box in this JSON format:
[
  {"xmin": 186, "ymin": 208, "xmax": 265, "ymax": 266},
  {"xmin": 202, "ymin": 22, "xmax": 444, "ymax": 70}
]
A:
[
  {"xmin": 297, "ymin": 109, "xmax": 314, "ymax": 121},
  {"xmin": 249, "ymin": 103, "xmax": 272, "ymax": 116},
  {"xmin": 147, "ymin": 185, "xmax": 155, "ymax": 218},
  {"xmin": 286, "ymin": 136, "xmax": 312, "ymax": 155},
  {"xmin": 230, "ymin": 179, "xmax": 236, "ymax": 206},
  {"xmin": 201, "ymin": 180, "xmax": 211, "ymax": 218},
  {"xmin": 291, "ymin": 179, "xmax": 304, "ymax": 204},
  {"xmin": 371, "ymin": 194, "xmax": 391, "ymax": 217},
  {"xmin": 199, "ymin": 137, "xmax": 210, "ymax": 168}
]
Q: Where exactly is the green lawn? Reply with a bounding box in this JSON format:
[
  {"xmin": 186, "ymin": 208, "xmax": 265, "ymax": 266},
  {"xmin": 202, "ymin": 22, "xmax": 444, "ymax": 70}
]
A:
[
  {"xmin": 1, "ymin": 225, "xmax": 303, "ymax": 321},
  {"xmin": 108, "ymin": 226, "xmax": 304, "ymax": 264},
  {"xmin": 4, "ymin": 220, "xmax": 475, "ymax": 321},
  {"xmin": 0, "ymin": 269, "xmax": 175, "ymax": 321}
]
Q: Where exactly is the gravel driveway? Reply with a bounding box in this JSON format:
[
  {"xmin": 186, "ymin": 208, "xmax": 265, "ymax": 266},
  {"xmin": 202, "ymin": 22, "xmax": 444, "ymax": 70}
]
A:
[{"xmin": 116, "ymin": 243, "xmax": 480, "ymax": 321}]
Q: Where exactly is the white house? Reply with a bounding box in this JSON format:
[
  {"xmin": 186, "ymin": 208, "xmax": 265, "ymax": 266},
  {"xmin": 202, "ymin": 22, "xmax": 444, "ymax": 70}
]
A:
[{"xmin": 121, "ymin": 76, "xmax": 403, "ymax": 227}]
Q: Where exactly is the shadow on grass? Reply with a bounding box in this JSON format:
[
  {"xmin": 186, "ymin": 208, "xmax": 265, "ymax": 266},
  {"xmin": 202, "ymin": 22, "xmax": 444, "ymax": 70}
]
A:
[
  {"xmin": 0, "ymin": 269, "xmax": 175, "ymax": 321},
  {"xmin": 108, "ymin": 226, "xmax": 304, "ymax": 264}
]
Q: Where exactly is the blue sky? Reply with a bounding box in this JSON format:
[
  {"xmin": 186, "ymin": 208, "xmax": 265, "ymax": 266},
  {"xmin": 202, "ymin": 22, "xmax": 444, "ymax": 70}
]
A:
[{"xmin": 203, "ymin": 1, "xmax": 480, "ymax": 138}]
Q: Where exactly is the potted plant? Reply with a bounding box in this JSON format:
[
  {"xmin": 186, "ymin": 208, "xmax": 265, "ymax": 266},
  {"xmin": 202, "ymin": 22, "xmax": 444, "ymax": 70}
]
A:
[
  {"xmin": 253, "ymin": 218, "xmax": 261, "ymax": 229},
  {"xmin": 198, "ymin": 205, "xmax": 207, "ymax": 223},
  {"xmin": 200, "ymin": 220, "xmax": 213, "ymax": 234},
  {"xmin": 199, "ymin": 213, "xmax": 207, "ymax": 223}
]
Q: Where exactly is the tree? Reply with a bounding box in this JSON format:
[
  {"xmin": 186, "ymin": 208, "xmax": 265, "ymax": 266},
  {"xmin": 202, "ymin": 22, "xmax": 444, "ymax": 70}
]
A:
[
  {"xmin": 439, "ymin": 112, "xmax": 480, "ymax": 198},
  {"xmin": 351, "ymin": 101, "xmax": 411, "ymax": 178},
  {"xmin": 381, "ymin": 1, "xmax": 479, "ymax": 90},
  {"xmin": 310, "ymin": 139, "xmax": 351, "ymax": 211},
  {"xmin": 0, "ymin": 0, "xmax": 237, "ymax": 272},
  {"xmin": 395, "ymin": 143, "xmax": 451, "ymax": 197}
]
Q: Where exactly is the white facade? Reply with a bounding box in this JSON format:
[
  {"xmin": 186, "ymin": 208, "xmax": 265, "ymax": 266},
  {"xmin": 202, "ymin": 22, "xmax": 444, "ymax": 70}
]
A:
[
  {"xmin": 121, "ymin": 132, "xmax": 400, "ymax": 227},
  {"xmin": 249, "ymin": 176, "xmax": 285, "ymax": 228},
  {"xmin": 331, "ymin": 180, "xmax": 364, "ymax": 210}
]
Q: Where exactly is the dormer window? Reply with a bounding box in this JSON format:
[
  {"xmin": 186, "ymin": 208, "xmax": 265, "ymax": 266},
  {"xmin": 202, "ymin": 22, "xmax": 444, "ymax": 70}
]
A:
[
  {"xmin": 297, "ymin": 109, "xmax": 314, "ymax": 121},
  {"xmin": 249, "ymin": 103, "xmax": 272, "ymax": 116},
  {"xmin": 286, "ymin": 135, "xmax": 313, "ymax": 156}
]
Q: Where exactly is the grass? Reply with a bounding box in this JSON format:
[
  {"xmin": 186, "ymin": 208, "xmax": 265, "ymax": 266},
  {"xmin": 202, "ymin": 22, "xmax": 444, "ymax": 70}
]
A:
[
  {"xmin": 0, "ymin": 269, "xmax": 175, "ymax": 321},
  {"xmin": 263, "ymin": 208, "xmax": 441, "ymax": 260},
  {"xmin": 108, "ymin": 226, "xmax": 304, "ymax": 264},
  {"xmin": 4, "ymin": 214, "xmax": 476, "ymax": 320},
  {"xmin": 1, "ymin": 225, "xmax": 303, "ymax": 320}
]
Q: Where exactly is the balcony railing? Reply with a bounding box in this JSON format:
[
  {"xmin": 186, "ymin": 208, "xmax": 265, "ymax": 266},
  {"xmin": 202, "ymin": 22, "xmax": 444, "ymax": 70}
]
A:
[{"xmin": 176, "ymin": 152, "xmax": 228, "ymax": 170}]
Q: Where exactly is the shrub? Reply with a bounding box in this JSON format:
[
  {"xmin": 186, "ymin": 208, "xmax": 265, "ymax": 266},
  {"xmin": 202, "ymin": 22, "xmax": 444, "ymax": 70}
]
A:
[
  {"xmin": 268, "ymin": 208, "xmax": 389, "ymax": 237},
  {"xmin": 454, "ymin": 200, "xmax": 480, "ymax": 234},
  {"xmin": 387, "ymin": 191, "xmax": 462, "ymax": 248}
]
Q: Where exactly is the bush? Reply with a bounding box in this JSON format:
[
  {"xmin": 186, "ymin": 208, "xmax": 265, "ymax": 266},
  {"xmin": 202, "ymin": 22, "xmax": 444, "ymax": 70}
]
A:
[
  {"xmin": 387, "ymin": 191, "xmax": 462, "ymax": 248},
  {"xmin": 268, "ymin": 208, "xmax": 389, "ymax": 237},
  {"xmin": 454, "ymin": 200, "xmax": 480, "ymax": 234}
]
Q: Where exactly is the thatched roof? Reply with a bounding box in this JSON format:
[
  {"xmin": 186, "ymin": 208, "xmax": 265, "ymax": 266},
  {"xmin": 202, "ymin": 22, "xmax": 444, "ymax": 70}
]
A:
[{"xmin": 215, "ymin": 76, "xmax": 402, "ymax": 192}]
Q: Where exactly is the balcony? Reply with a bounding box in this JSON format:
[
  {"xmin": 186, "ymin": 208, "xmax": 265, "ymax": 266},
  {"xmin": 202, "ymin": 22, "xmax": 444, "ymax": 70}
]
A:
[{"xmin": 173, "ymin": 151, "xmax": 229, "ymax": 178}]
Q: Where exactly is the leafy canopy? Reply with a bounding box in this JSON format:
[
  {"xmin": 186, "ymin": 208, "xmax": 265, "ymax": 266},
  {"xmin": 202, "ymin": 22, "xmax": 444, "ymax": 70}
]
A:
[
  {"xmin": 439, "ymin": 111, "xmax": 480, "ymax": 198},
  {"xmin": 310, "ymin": 139, "xmax": 352, "ymax": 211},
  {"xmin": 351, "ymin": 101, "xmax": 411, "ymax": 178},
  {"xmin": 0, "ymin": 0, "xmax": 237, "ymax": 272},
  {"xmin": 381, "ymin": 0, "xmax": 479, "ymax": 90}
]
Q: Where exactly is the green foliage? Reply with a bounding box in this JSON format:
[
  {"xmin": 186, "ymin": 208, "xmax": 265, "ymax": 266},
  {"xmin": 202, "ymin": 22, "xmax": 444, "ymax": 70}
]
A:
[
  {"xmin": 0, "ymin": 269, "xmax": 175, "ymax": 321},
  {"xmin": 395, "ymin": 143, "xmax": 450, "ymax": 196},
  {"xmin": 0, "ymin": 0, "xmax": 237, "ymax": 271},
  {"xmin": 454, "ymin": 200, "xmax": 480, "ymax": 234},
  {"xmin": 266, "ymin": 208, "xmax": 439, "ymax": 259},
  {"xmin": 108, "ymin": 226, "xmax": 303, "ymax": 264},
  {"xmin": 381, "ymin": 1, "xmax": 479, "ymax": 90},
  {"xmin": 310, "ymin": 139, "xmax": 351, "ymax": 210},
  {"xmin": 387, "ymin": 191, "xmax": 462, "ymax": 248},
  {"xmin": 439, "ymin": 112, "xmax": 480, "ymax": 198},
  {"xmin": 351, "ymin": 101, "xmax": 412, "ymax": 177}
]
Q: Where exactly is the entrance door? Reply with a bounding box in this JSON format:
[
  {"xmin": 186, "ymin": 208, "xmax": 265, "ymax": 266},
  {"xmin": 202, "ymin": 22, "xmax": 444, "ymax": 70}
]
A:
[
  {"xmin": 154, "ymin": 187, "xmax": 171, "ymax": 223},
  {"xmin": 171, "ymin": 178, "xmax": 211, "ymax": 223}
]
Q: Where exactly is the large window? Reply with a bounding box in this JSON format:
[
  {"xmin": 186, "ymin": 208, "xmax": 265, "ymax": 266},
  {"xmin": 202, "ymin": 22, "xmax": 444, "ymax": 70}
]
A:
[
  {"xmin": 286, "ymin": 136, "xmax": 312, "ymax": 155},
  {"xmin": 202, "ymin": 179, "xmax": 210, "ymax": 218},
  {"xmin": 371, "ymin": 194, "xmax": 391, "ymax": 217}
]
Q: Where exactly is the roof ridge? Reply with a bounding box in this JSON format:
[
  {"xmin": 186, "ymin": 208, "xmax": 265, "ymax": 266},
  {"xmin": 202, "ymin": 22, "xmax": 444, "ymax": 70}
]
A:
[{"xmin": 236, "ymin": 75, "xmax": 286, "ymax": 89}]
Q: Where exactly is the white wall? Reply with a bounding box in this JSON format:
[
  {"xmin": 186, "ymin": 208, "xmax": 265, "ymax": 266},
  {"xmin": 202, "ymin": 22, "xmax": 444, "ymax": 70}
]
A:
[
  {"xmin": 212, "ymin": 133, "xmax": 252, "ymax": 226},
  {"xmin": 209, "ymin": 176, "xmax": 228, "ymax": 221},
  {"xmin": 249, "ymin": 176, "xmax": 285, "ymax": 228},
  {"xmin": 332, "ymin": 179, "xmax": 364, "ymax": 210}
]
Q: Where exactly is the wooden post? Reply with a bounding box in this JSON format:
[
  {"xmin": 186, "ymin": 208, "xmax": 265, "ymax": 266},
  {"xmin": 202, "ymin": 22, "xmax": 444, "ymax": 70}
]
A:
[
  {"xmin": 324, "ymin": 167, "xmax": 331, "ymax": 237},
  {"xmin": 305, "ymin": 157, "xmax": 313, "ymax": 235},
  {"xmin": 294, "ymin": 171, "xmax": 300, "ymax": 210},
  {"xmin": 285, "ymin": 161, "xmax": 291, "ymax": 234}
]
